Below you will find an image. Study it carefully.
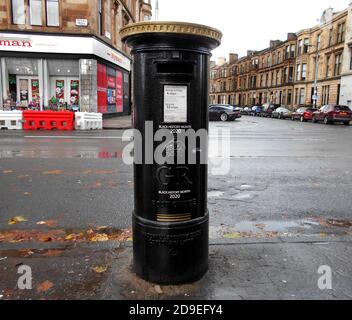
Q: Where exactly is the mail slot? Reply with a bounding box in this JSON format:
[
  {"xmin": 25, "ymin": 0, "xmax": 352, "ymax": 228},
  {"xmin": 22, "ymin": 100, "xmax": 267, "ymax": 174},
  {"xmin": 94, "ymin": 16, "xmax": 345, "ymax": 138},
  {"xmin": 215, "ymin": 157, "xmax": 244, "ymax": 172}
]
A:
[{"xmin": 121, "ymin": 22, "xmax": 222, "ymax": 285}]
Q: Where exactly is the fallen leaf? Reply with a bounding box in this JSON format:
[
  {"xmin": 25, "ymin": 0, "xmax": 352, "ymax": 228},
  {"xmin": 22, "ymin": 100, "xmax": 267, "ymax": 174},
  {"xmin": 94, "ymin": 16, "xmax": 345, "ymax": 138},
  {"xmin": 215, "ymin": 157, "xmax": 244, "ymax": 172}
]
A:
[
  {"xmin": 90, "ymin": 233, "xmax": 109, "ymax": 242},
  {"xmin": 36, "ymin": 220, "xmax": 58, "ymax": 228},
  {"xmin": 18, "ymin": 175, "xmax": 29, "ymax": 179},
  {"xmin": 37, "ymin": 280, "xmax": 54, "ymax": 293},
  {"xmin": 19, "ymin": 250, "xmax": 34, "ymax": 257},
  {"xmin": 65, "ymin": 233, "xmax": 83, "ymax": 241},
  {"xmin": 92, "ymin": 266, "xmax": 107, "ymax": 273},
  {"xmin": 39, "ymin": 236, "xmax": 53, "ymax": 242},
  {"xmin": 3, "ymin": 170, "xmax": 13, "ymax": 174},
  {"xmin": 255, "ymin": 224, "xmax": 266, "ymax": 230},
  {"xmin": 223, "ymin": 233, "xmax": 242, "ymax": 239},
  {"xmin": 95, "ymin": 170, "xmax": 114, "ymax": 175},
  {"xmin": 23, "ymin": 192, "xmax": 32, "ymax": 196},
  {"xmin": 8, "ymin": 216, "xmax": 27, "ymax": 225},
  {"xmin": 43, "ymin": 250, "xmax": 63, "ymax": 257},
  {"xmin": 42, "ymin": 170, "xmax": 63, "ymax": 175},
  {"xmin": 93, "ymin": 182, "xmax": 102, "ymax": 188},
  {"xmin": 154, "ymin": 285, "xmax": 163, "ymax": 294}
]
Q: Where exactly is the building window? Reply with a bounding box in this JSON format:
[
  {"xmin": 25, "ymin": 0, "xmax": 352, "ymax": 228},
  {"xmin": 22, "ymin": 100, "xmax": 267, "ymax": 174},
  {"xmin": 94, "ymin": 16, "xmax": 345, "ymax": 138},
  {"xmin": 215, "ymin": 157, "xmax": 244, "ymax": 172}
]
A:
[
  {"xmin": 301, "ymin": 63, "xmax": 307, "ymax": 81},
  {"xmin": 303, "ymin": 38, "xmax": 309, "ymax": 54},
  {"xmin": 334, "ymin": 53, "xmax": 342, "ymax": 76},
  {"xmin": 287, "ymin": 89, "xmax": 292, "ymax": 105},
  {"xmin": 322, "ymin": 85, "xmax": 330, "ymax": 105},
  {"xmin": 98, "ymin": 0, "xmax": 103, "ymax": 35},
  {"xmin": 285, "ymin": 46, "xmax": 290, "ymax": 59},
  {"xmin": 30, "ymin": 0, "xmax": 43, "ymax": 26},
  {"xmin": 326, "ymin": 56, "xmax": 331, "ymax": 77},
  {"xmin": 11, "ymin": 0, "xmax": 25, "ymax": 25},
  {"xmin": 298, "ymin": 39, "xmax": 302, "ymax": 56},
  {"xmin": 294, "ymin": 88, "xmax": 299, "ymax": 105},
  {"xmin": 337, "ymin": 22, "xmax": 346, "ymax": 43},
  {"xmin": 316, "ymin": 34, "xmax": 321, "ymax": 49},
  {"xmin": 290, "ymin": 45, "xmax": 295, "ymax": 58},
  {"xmin": 46, "ymin": 0, "xmax": 60, "ymax": 27},
  {"xmin": 296, "ymin": 64, "xmax": 301, "ymax": 81},
  {"xmin": 328, "ymin": 28, "xmax": 333, "ymax": 46},
  {"xmin": 289, "ymin": 66, "xmax": 294, "ymax": 82},
  {"xmin": 299, "ymin": 88, "xmax": 305, "ymax": 105}
]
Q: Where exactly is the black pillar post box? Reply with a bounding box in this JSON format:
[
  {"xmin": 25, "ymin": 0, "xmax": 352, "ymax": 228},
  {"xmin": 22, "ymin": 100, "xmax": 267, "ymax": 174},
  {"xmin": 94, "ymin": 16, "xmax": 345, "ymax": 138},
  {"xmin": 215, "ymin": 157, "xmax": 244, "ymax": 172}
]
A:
[{"xmin": 121, "ymin": 22, "xmax": 222, "ymax": 285}]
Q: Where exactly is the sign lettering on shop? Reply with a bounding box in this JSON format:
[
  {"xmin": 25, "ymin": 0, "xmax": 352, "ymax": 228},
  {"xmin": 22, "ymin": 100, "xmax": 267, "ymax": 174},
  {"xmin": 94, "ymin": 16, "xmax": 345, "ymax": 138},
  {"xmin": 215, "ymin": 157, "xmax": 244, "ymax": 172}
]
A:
[{"xmin": 0, "ymin": 39, "xmax": 32, "ymax": 48}]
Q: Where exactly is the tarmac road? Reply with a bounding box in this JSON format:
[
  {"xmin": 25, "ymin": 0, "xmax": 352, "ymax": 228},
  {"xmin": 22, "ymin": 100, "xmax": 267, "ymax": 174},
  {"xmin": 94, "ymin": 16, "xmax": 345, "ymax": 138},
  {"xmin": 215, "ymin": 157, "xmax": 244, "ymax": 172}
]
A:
[{"xmin": 0, "ymin": 116, "xmax": 351, "ymax": 300}]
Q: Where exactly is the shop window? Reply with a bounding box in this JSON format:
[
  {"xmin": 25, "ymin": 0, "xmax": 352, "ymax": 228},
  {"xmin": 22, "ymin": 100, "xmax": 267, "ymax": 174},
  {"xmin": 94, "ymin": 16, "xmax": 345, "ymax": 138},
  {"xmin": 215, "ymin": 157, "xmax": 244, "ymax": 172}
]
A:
[
  {"xmin": 46, "ymin": 0, "xmax": 60, "ymax": 27},
  {"xmin": 11, "ymin": 0, "xmax": 25, "ymax": 25},
  {"xmin": 4, "ymin": 58, "xmax": 40, "ymax": 108},
  {"xmin": 30, "ymin": 0, "xmax": 43, "ymax": 25}
]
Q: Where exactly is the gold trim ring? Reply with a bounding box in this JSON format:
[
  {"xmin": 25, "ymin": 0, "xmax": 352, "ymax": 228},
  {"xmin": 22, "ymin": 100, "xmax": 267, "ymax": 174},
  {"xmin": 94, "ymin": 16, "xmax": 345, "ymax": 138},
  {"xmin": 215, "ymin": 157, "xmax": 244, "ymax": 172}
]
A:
[{"xmin": 120, "ymin": 21, "xmax": 222, "ymax": 45}]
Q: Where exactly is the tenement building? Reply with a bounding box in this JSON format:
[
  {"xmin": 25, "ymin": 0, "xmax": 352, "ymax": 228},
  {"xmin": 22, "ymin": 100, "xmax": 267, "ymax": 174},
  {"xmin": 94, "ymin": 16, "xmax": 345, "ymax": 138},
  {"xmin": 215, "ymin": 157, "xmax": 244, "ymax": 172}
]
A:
[
  {"xmin": 0, "ymin": 0, "xmax": 152, "ymax": 114},
  {"xmin": 210, "ymin": 5, "xmax": 351, "ymax": 109}
]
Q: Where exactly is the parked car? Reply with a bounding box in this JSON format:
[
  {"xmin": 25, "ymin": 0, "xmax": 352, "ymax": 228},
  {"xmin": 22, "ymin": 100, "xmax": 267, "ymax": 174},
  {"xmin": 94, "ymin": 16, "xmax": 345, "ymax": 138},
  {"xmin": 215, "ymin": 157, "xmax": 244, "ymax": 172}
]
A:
[
  {"xmin": 242, "ymin": 107, "xmax": 252, "ymax": 115},
  {"xmin": 312, "ymin": 105, "xmax": 352, "ymax": 125},
  {"xmin": 271, "ymin": 107, "xmax": 292, "ymax": 119},
  {"xmin": 261, "ymin": 103, "xmax": 280, "ymax": 118},
  {"xmin": 209, "ymin": 105, "xmax": 242, "ymax": 122},
  {"xmin": 250, "ymin": 106, "xmax": 264, "ymax": 116},
  {"xmin": 291, "ymin": 107, "xmax": 318, "ymax": 122}
]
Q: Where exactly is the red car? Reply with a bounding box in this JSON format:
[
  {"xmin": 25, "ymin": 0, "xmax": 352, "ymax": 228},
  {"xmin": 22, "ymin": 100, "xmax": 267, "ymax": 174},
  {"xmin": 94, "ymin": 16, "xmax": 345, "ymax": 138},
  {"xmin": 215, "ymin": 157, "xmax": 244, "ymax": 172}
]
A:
[
  {"xmin": 291, "ymin": 107, "xmax": 318, "ymax": 122},
  {"xmin": 312, "ymin": 105, "xmax": 352, "ymax": 125}
]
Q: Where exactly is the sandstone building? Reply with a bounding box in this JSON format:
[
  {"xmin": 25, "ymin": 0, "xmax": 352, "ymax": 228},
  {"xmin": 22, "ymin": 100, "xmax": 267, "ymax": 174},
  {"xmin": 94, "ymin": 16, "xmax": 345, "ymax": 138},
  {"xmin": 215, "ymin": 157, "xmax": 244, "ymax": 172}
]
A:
[
  {"xmin": 210, "ymin": 6, "xmax": 349, "ymax": 109},
  {"xmin": 0, "ymin": 0, "xmax": 152, "ymax": 114}
]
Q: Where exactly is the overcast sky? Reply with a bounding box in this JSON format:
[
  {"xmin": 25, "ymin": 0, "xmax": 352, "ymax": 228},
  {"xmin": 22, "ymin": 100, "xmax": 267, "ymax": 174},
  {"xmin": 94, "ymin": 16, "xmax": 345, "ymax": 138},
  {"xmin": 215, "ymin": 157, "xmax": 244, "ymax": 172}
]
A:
[{"xmin": 151, "ymin": 0, "xmax": 349, "ymax": 60}]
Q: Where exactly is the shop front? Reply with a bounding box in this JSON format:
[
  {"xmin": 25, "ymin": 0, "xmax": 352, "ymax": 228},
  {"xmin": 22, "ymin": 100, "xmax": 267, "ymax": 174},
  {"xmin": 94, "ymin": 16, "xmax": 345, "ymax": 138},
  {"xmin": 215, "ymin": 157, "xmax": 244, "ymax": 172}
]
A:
[{"xmin": 0, "ymin": 32, "xmax": 131, "ymax": 115}]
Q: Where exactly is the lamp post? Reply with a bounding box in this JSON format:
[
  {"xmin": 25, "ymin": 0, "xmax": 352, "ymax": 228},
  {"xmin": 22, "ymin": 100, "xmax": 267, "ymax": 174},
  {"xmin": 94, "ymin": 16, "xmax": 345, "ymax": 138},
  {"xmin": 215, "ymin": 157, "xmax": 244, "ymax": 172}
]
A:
[{"xmin": 309, "ymin": 43, "xmax": 320, "ymax": 108}]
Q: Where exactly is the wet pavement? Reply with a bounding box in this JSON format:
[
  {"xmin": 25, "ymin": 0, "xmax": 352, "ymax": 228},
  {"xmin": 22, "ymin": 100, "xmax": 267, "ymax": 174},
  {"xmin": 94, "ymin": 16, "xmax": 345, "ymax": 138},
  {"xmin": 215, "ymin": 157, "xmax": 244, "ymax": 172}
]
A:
[{"xmin": 0, "ymin": 116, "xmax": 352, "ymax": 299}]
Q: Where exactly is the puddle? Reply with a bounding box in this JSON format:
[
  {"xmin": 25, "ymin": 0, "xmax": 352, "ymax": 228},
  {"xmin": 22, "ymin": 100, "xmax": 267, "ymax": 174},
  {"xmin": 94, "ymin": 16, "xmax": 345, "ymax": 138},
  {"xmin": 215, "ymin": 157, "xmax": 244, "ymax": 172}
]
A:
[
  {"xmin": 210, "ymin": 219, "xmax": 316, "ymax": 239},
  {"xmin": 0, "ymin": 150, "xmax": 122, "ymax": 159},
  {"xmin": 233, "ymin": 220, "xmax": 304, "ymax": 232},
  {"xmin": 232, "ymin": 193, "xmax": 256, "ymax": 201},
  {"xmin": 208, "ymin": 191, "xmax": 225, "ymax": 198},
  {"xmin": 239, "ymin": 185, "xmax": 253, "ymax": 191}
]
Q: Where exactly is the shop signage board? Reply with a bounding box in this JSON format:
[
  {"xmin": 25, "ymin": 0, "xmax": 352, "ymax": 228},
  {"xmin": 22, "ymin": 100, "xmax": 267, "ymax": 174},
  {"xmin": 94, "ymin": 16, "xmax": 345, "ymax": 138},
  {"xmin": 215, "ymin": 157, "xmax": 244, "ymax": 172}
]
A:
[{"xmin": 0, "ymin": 32, "xmax": 130, "ymax": 71}]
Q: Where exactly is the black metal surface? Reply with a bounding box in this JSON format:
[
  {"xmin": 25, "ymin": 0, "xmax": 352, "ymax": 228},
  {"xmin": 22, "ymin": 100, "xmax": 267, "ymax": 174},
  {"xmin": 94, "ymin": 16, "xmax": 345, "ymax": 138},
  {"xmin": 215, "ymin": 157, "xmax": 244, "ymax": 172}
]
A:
[{"xmin": 124, "ymin": 30, "xmax": 219, "ymax": 284}]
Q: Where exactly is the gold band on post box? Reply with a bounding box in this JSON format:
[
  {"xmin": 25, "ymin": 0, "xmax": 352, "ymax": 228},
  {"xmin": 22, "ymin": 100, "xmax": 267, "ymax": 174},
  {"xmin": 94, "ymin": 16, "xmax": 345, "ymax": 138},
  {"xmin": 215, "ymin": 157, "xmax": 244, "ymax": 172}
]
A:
[{"xmin": 120, "ymin": 21, "xmax": 222, "ymax": 45}]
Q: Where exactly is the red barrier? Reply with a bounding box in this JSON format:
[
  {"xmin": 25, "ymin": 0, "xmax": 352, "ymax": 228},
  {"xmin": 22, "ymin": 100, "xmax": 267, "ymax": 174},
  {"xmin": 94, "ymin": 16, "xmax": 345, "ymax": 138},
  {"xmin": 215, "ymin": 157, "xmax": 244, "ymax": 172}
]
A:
[{"xmin": 23, "ymin": 111, "xmax": 74, "ymax": 131}]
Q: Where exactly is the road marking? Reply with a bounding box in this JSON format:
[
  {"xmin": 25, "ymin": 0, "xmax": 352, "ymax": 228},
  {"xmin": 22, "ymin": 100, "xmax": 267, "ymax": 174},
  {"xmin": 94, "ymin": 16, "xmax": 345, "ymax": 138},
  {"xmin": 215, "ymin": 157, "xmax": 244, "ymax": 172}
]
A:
[{"xmin": 24, "ymin": 136, "xmax": 123, "ymax": 139}]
